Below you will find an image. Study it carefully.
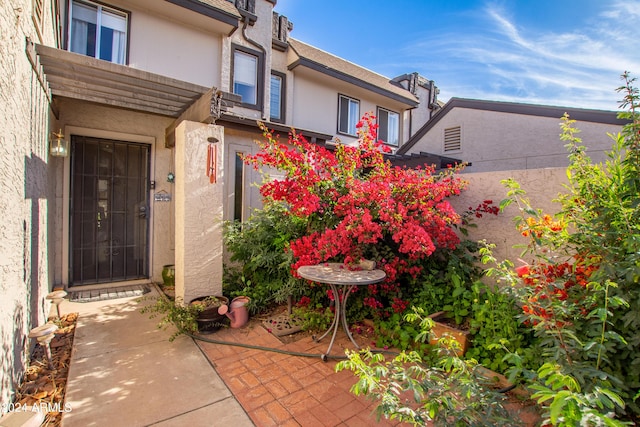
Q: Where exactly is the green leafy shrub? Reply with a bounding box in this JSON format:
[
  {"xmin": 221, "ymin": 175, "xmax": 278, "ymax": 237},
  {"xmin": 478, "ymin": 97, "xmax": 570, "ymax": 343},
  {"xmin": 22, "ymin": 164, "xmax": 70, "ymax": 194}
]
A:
[
  {"xmin": 223, "ymin": 202, "xmax": 307, "ymax": 313},
  {"xmin": 336, "ymin": 307, "xmax": 516, "ymax": 426},
  {"xmin": 291, "ymin": 306, "xmax": 333, "ymax": 332},
  {"xmin": 466, "ymin": 281, "xmax": 536, "ymax": 374},
  {"xmin": 482, "ymin": 72, "xmax": 640, "ymax": 425}
]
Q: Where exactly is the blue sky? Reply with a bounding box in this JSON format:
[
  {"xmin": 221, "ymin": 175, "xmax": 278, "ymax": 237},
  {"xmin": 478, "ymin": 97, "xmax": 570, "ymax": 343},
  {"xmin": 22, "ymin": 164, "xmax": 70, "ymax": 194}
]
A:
[{"xmin": 274, "ymin": 0, "xmax": 640, "ymax": 111}]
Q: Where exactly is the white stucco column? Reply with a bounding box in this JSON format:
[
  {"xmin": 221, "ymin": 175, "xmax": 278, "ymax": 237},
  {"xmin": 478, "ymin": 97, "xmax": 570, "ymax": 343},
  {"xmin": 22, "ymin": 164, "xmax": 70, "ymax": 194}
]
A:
[{"xmin": 174, "ymin": 121, "xmax": 225, "ymax": 305}]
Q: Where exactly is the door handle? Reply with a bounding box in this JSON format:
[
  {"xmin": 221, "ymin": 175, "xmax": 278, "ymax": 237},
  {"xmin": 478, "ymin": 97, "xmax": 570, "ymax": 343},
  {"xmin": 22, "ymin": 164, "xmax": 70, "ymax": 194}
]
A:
[{"xmin": 139, "ymin": 206, "xmax": 147, "ymax": 218}]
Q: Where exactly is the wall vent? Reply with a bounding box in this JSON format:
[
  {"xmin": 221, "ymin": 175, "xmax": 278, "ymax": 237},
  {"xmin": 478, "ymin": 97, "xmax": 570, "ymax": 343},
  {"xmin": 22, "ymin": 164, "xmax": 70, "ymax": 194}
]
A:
[{"xmin": 444, "ymin": 126, "xmax": 461, "ymax": 152}]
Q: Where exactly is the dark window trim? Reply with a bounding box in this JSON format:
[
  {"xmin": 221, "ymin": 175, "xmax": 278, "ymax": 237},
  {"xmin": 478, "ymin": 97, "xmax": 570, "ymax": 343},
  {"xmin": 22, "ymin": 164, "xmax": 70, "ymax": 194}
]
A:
[
  {"xmin": 231, "ymin": 43, "xmax": 264, "ymax": 111},
  {"xmin": 376, "ymin": 106, "xmax": 400, "ymax": 147},
  {"xmin": 270, "ymin": 70, "xmax": 286, "ymax": 123},
  {"xmin": 337, "ymin": 93, "xmax": 360, "ymax": 137},
  {"xmin": 66, "ymin": 0, "xmax": 131, "ymax": 65}
]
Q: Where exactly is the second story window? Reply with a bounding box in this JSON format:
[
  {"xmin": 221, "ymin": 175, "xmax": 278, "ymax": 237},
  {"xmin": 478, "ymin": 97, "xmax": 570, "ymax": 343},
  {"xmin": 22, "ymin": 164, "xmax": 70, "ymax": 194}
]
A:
[
  {"xmin": 270, "ymin": 72, "xmax": 285, "ymax": 123},
  {"xmin": 232, "ymin": 45, "xmax": 263, "ymax": 109},
  {"xmin": 377, "ymin": 107, "xmax": 400, "ymax": 146},
  {"xmin": 338, "ymin": 94, "xmax": 359, "ymax": 136},
  {"xmin": 69, "ymin": 0, "xmax": 128, "ymax": 65}
]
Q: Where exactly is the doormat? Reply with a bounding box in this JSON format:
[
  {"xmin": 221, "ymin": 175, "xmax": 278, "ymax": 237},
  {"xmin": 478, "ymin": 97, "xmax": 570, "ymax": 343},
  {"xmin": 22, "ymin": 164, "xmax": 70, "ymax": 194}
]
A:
[
  {"xmin": 262, "ymin": 313, "xmax": 303, "ymax": 337},
  {"xmin": 68, "ymin": 284, "xmax": 151, "ymax": 303}
]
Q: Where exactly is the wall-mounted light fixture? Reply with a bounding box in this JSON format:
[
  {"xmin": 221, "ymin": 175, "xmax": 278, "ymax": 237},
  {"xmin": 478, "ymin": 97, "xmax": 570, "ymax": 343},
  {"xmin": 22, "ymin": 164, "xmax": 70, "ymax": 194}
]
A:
[{"xmin": 49, "ymin": 129, "xmax": 69, "ymax": 157}]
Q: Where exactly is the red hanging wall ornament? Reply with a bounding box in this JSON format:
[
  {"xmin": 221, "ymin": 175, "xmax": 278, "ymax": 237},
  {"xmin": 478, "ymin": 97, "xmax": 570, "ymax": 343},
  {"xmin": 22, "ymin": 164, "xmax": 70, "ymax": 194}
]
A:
[{"xmin": 206, "ymin": 138, "xmax": 217, "ymax": 184}]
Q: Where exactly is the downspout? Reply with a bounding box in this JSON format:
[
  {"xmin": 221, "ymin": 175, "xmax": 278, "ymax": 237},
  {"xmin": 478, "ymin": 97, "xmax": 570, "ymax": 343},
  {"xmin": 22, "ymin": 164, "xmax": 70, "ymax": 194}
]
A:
[{"xmin": 239, "ymin": 11, "xmax": 268, "ymax": 119}]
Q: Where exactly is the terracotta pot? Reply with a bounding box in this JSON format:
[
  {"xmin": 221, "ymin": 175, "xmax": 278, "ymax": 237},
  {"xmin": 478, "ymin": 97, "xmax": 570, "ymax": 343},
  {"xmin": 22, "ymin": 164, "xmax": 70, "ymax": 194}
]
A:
[{"xmin": 428, "ymin": 311, "xmax": 470, "ymax": 356}]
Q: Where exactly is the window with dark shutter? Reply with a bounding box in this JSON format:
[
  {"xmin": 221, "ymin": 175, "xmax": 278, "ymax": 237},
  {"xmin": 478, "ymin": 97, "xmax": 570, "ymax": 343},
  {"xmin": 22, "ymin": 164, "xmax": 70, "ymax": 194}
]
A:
[
  {"xmin": 231, "ymin": 44, "xmax": 264, "ymax": 110},
  {"xmin": 377, "ymin": 107, "xmax": 399, "ymax": 146},
  {"xmin": 270, "ymin": 72, "xmax": 285, "ymax": 122},
  {"xmin": 338, "ymin": 94, "xmax": 359, "ymax": 136}
]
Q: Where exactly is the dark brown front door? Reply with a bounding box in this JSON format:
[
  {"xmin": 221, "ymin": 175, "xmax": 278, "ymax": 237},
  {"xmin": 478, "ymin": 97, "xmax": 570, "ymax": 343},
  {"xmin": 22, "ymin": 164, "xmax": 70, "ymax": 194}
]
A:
[{"xmin": 69, "ymin": 136, "xmax": 150, "ymax": 286}]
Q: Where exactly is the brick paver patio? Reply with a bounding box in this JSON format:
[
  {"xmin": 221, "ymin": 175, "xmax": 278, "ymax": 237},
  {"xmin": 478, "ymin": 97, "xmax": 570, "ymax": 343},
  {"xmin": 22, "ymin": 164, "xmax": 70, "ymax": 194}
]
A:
[
  {"xmin": 195, "ymin": 308, "xmax": 541, "ymax": 427},
  {"xmin": 195, "ymin": 312, "xmax": 403, "ymax": 427}
]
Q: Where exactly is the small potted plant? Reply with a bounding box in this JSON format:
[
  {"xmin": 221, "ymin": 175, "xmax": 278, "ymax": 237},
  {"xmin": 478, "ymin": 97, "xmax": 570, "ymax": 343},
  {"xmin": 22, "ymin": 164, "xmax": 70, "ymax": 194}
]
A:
[
  {"xmin": 189, "ymin": 295, "xmax": 229, "ymax": 333},
  {"xmin": 428, "ymin": 311, "xmax": 470, "ymax": 356}
]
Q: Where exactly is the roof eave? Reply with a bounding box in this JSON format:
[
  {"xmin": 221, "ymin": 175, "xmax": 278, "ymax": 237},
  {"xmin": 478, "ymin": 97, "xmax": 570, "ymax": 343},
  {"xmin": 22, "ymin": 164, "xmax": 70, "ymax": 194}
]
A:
[
  {"xmin": 288, "ymin": 58, "xmax": 419, "ymax": 107},
  {"xmin": 398, "ymin": 97, "xmax": 627, "ymax": 155},
  {"xmin": 218, "ymin": 113, "xmax": 334, "ymax": 141},
  {"xmin": 165, "ymin": 0, "xmax": 240, "ymax": 33}
]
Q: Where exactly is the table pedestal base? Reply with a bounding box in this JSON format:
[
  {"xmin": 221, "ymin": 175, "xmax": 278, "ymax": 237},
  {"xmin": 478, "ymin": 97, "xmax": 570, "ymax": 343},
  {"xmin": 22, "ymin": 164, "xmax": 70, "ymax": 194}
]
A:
[
  {"xmin": 313, "ymin": 284, "xmax": 359, "ymax": 360},
  {"xmin": 297, "ymin": 263, "xmax": 386, "ymax": 362}
]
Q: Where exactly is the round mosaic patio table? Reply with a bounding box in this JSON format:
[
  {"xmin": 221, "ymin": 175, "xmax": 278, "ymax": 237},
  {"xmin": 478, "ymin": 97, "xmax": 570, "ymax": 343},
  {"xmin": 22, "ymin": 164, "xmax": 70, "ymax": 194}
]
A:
[{"xmin": 297, "ymin": 263, "xmax": 386, "ymax": 360}]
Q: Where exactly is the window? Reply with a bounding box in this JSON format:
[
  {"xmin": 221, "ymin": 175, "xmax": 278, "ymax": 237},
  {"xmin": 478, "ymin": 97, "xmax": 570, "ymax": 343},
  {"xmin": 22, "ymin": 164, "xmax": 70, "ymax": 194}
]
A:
[
  {"xmin": 377, "ymin": 107, "xmax": 400, "ymax": 146},
  {"xmin": 232, "ymin": 46, "xmax": 263, "ymax": 109},
  {"xmin": 444, "ymin": 126, "xmax": 462, "ymax": 152},
  {"xmin": 270, "ymin": 72, "xmax": 285, "ymax": 122},
  {"xmin": 234, "ymin": 152, "xmax": 244, "ymax": 222},
  {"xmin": 69, "ymin": 0, "xmax": 128, "ymax": 65},
  {"xmin": 338, "ymin": 95, "xmax": 359, "ymax": 136}
]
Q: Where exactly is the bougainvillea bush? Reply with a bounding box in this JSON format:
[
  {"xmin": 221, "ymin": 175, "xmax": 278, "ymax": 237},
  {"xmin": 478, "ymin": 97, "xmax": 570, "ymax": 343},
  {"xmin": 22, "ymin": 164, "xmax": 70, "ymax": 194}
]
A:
[
  {"xmin": 482, "ymin": 72, "xmax": 640, "ymax": 425},
  {"xmin": 240, "ymin": 112, "xmax": 484, "ymax": 323}
]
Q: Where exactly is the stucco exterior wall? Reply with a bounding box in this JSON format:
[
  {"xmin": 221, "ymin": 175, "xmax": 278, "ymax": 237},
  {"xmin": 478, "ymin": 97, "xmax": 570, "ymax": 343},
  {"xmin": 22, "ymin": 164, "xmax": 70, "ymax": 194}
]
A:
[
  {"xmin": 174, "ymin": 122, "xmax": 225, "ymax": 304},
  {"xmin": 288, "ymin": 70, "xmax": 409, "ymax": 145},
  {"xmin": 409, "ymin": 83, "xmax": 435, "ymax": 135},
  {"xmin": 414, "ymin": 107, "xmax": 622, "ymax": 173},
  {"xmin": 449, "ymin": 167, "xmax": 568, "ymax": 268},
  {"xmin": 289, "ymin": 74, "xmax": 339, "ymax": 138},
  {"xmin": 127, "ymin": 10, "xmax": 223, "ymax": 87},
  {"xmin": 58, "ymin": 0, "xmax": 231, "ymax": 89},
  {"xmin": 0, "ymin": 0, "xmax": 58, "ymax": 407}
]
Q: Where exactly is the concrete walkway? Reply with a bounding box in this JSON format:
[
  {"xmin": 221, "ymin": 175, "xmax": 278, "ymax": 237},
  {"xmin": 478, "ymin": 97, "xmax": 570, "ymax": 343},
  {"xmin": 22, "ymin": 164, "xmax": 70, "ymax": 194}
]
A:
[{"xmin": 61, "ymin": 286, "xmax": 253, "ymax": 427}]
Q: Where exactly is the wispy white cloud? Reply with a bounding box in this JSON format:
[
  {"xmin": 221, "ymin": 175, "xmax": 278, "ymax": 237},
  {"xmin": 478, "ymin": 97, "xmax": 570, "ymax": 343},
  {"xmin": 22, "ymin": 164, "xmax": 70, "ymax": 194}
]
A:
[{"xmin": 397, "ymin": 0, "xmax": 640, "ymax": 110}]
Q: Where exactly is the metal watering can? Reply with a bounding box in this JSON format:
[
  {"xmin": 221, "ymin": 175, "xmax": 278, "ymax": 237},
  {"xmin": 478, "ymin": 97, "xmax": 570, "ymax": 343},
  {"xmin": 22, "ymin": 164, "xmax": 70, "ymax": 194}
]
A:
[{"xmin": 217, "ymin": 296, "xmax": 250, "ymax": 328}]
